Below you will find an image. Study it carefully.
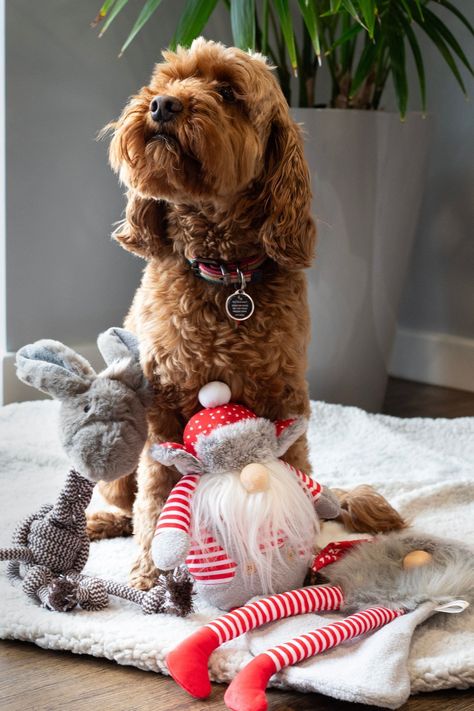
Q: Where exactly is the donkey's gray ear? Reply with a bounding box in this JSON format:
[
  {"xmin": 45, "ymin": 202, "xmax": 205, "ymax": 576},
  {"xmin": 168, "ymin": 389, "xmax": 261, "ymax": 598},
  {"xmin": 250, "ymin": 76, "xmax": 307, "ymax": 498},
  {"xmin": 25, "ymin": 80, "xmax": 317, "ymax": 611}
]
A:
[
  {"xmin": 97, "ymin": 327, "xmax": 146, "ymax": 392},
  {"xmin": 150, "ymin": 443, "xmax": 203, "ymax": 476},
  {"xmin": 275, "ymin": 416, "xmax": 308, "ymax": 457},
  {"xmin": 16, "ymin": 340, "xmax": 95, "ymax": 399},
  {"xmin": 97, "ymin": 327, "xmax": 140, "ymax": 366}
]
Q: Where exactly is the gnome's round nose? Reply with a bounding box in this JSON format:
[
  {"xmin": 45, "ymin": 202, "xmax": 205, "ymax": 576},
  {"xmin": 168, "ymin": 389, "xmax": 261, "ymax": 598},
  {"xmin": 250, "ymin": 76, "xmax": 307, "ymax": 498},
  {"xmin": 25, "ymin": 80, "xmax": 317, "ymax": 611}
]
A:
[{"xmin": 240, "ymin": 463, "xmax": 271, "ymax": 493}]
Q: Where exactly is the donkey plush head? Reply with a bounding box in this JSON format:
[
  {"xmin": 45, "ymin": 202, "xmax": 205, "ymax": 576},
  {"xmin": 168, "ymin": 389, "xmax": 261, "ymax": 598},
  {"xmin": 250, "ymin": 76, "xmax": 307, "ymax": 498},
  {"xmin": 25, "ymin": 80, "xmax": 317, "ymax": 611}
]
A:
[{"xmin": 16, "ymin": 328, "xmax": 150, "ymax": 482}]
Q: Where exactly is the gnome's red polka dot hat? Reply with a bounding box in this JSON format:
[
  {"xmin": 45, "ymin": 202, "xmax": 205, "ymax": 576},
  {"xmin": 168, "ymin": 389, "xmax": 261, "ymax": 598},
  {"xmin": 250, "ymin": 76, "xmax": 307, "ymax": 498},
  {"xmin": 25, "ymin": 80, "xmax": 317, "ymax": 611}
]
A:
[
  {"xmin": 184, "ymin": 382, "xmax": 257, "ymax": 456},
  {"xmin": 160, "ymin": 382, "xmax": 297, "ymax": 459}
]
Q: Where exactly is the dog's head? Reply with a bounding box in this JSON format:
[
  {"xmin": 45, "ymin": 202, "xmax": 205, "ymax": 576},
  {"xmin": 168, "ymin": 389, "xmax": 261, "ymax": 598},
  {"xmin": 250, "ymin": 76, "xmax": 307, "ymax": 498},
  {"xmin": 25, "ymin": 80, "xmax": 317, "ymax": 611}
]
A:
[{"xmin": 107, "ymin": 38, "xmax": 315, "ymax": 268}]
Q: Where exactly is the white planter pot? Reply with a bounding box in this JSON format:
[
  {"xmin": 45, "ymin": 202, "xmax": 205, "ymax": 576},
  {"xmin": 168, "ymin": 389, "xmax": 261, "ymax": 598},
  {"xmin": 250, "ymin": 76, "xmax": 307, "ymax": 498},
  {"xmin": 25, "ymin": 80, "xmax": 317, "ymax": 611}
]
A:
[{"xmin": 293, "ymin": 109, "xmax": 430, "ymax": 412}]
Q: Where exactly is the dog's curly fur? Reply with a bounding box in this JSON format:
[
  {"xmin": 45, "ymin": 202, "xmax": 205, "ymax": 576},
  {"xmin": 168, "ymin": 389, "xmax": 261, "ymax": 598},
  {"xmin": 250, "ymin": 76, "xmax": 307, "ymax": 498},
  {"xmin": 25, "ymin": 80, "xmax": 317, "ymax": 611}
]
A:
[{"xmin": 87, "ymin": 38, "xmax": 317, "ymax": 589}]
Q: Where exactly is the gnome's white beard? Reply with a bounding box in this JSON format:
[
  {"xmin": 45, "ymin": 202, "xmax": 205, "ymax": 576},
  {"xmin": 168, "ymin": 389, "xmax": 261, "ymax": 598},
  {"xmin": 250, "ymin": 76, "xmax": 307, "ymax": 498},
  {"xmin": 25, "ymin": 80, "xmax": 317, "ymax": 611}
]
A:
[{"xmin": 191, "ymin": 459, "xmax": 319, "ymax": 592}]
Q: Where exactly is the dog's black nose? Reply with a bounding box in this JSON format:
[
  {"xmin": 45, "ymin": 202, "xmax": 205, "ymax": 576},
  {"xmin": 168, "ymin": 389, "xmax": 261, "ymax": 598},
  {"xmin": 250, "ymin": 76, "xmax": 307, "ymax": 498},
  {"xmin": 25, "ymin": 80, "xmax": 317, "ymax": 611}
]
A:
[{"xmin": 150, "ymin": 95, "xmax": 183, "ymax": 122}]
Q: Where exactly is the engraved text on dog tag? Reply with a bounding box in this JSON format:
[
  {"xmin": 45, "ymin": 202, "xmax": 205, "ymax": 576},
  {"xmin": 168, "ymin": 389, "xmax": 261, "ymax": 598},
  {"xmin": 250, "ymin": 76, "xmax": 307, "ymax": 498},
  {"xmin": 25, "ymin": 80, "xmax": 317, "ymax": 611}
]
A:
[{"xmin": 225, "ymin": 289, "xmax": 255, "ymax": 321}]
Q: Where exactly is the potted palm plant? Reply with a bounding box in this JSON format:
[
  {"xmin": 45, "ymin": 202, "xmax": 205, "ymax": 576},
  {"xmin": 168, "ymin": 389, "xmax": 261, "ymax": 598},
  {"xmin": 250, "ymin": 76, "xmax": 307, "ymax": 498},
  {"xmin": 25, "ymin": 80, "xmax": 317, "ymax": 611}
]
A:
[{"xmin": 92, "ymin": 0, "xmax": 472, "ymax": 410}]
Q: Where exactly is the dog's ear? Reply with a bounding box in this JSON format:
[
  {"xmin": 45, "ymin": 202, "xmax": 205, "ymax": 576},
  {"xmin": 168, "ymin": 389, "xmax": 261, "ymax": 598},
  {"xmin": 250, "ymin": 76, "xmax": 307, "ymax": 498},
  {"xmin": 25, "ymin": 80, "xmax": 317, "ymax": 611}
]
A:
[
  {"xmin": 257, "ymin": 111, "xmax": 316, "ymax": 270},
  {"xmin": 113, "ymin": 192, "xmax": 171, "ymax": 259}
]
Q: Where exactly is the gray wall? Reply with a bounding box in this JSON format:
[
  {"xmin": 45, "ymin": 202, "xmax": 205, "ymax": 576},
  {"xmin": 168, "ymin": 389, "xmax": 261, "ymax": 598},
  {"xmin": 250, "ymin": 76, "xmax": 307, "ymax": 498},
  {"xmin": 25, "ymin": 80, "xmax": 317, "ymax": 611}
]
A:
[
  {"xmin": 397, "ymin": 0, "xmax": 473, "ymax": 341},
  {"xmin": 4, "ymin": 0, "xmax": 230, "ymax": 354},
  {"xmin": 7, "ymin": 0, "xmax": 139, "ymax": 350}
]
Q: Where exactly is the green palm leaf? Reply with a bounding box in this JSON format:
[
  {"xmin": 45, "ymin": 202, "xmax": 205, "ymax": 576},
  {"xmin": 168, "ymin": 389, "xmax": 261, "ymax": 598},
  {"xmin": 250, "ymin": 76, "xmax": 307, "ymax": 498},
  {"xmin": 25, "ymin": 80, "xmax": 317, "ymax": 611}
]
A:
[
  {"xmin": 326, "ymin": 21, "xmax": 362, "ymax": 54},
  {"xmin": 231, "ymin": 0, "xmax": 255, "ymax": 50},
  {"xmin": 435, "ymin": 0, "xmax": 474, "ymax": 35},
  {"xmin": 91, "ymin": 0, "xmax": 118, "ymax": 27},
  {"xmin": 350, "ymin": 39, "xmax": 377, "ymax": 97},
  {"xmin": 297, "ymin": 0, "xmax": 321, "ymax": 62},
  {"xmin": 98, "ymin": 0, "xmax": 129, "ymax": 37},
  {"xmin": 272, "ymin": 0, "xmax": 298, "ymax": 73},
  {"xmin": 171, "ymin": 0, "xmax": 219, "ymax": 49},
  {"xmin": 329, "ymin": 0, "xmax": 343, "ymax": 12},
  {"xmin": 358, "ymin": 0, "xmax": 376, "ymax": 39},
  {"xmin": 422, "ymin": 7, "xmax": 473, "ymax": 74},
  {"xmin": 341, "ymin": 0, "xmax": 362, "ymax": 25},
  {"xmin": 398, "ymin": 0, "xmax": 413, "ymax": 22},
  {"xmin": 387, "ymin": 24, "xmax": 408, "ymax": 118},
  {"xmin": 414, "ymin": 13, "xmax": 468, "ymax": 94},
  {"xmin": 400, "ymin": 13, "xmax": 426, "ymax": 112},
  {"xmin": 120, "ymin": 0, "xmax": 164, "ymax": 55}
]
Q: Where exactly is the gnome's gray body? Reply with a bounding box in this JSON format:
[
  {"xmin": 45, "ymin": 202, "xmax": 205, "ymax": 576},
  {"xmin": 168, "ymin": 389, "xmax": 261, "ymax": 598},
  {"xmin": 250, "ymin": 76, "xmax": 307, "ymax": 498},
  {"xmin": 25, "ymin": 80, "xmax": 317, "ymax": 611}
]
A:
[{"xmin": 192, "ymin": 536, "xmax": 312, "ymax": 610}]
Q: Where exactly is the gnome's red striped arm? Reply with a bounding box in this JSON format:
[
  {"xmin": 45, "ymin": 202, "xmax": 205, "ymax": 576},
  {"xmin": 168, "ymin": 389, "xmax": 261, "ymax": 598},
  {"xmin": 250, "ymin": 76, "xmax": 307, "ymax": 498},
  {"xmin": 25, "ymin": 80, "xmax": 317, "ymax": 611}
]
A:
[
  {"xmin": 155, "ymin": 475, "xmax": 199, "ymax": 534},
  {"xmin": 285, "ymin": 462, "xmax": 322, "ymax": 502},
  {"xmin": 152, "ymin": 475, "xmax": 200, "ymax": 570}
]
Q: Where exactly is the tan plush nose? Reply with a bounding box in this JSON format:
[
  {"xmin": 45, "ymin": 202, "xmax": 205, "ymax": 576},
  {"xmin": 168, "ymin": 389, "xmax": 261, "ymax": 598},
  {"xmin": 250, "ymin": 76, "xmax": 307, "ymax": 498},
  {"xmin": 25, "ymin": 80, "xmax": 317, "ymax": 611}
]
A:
[
  {"xmin": 240, "ymin": 463, "xmax": 270, "ymax": 493},
  {"xmin": 402, "ymin": 550, "xmax": 433, "ymax": 570}
]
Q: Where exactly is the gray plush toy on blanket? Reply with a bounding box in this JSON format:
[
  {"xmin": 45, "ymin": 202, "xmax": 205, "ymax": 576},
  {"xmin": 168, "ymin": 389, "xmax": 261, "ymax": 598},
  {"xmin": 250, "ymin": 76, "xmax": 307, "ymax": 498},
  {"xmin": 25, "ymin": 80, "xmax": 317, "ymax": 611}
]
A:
[{"xmin": 0, "ymin": 328, "xmax": 193, "ymax": 616}]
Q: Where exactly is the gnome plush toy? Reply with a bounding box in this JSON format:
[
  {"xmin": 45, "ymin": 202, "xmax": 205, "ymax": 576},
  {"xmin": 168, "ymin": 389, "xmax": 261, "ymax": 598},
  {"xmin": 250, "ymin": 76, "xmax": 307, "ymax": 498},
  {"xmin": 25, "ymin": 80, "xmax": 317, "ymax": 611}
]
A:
[{"xmin": 151, "ymin": 382, "xmax": 341, "ymax": 611}]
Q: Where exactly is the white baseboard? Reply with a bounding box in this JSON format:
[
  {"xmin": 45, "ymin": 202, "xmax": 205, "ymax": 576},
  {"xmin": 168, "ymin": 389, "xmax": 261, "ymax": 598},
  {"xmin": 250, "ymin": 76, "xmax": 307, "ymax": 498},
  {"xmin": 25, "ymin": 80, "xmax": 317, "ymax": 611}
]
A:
[
  {"xmin": 389, "ymin": 327, "xmax": 474, "ymax": 393},
  {"xmin": 1, "ymin": 342, "xmax": 103, "ymax": 405}
]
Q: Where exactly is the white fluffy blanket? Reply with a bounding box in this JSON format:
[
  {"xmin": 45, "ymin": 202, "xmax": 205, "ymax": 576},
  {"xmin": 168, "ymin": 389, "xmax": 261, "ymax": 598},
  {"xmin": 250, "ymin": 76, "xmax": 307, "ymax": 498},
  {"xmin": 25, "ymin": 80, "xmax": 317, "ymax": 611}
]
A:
[{"xmin": 0, "ymin": 400, "xmax": 473, "ymax": 707}]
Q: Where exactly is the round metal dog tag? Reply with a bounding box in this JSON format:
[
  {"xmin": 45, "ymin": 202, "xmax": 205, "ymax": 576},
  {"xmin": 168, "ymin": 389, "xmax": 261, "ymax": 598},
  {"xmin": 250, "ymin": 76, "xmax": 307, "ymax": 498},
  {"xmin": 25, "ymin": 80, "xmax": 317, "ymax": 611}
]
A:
[{"xmin": 225, "ymin": 290, "xmax": 255, "ymax": 321}]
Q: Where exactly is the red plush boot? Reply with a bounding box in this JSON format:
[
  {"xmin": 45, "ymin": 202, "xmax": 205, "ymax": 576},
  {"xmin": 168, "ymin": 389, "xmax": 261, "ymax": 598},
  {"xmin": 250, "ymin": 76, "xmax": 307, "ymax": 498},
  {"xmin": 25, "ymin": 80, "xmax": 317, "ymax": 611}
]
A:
[
  {"xmin": 166, "ymin": 626, "xmax": 220, "ymax": 698},
  {"xmin": 224, "ymin": 654, "xmax": 276, "ymax": 711}
]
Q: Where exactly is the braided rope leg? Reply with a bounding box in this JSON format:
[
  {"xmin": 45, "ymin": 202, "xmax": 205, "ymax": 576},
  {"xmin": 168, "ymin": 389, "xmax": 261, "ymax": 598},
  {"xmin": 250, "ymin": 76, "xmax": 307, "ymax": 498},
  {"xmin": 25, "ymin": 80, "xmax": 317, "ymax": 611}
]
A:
[
  {"xmin": 70, "ymin": 576, "xmax": 165, "ymax": 615},
  {"xmin": 75, "ymin": 577, "xmax": 109, "ymax": 611},
  {"xmin": 22, "ymin": 566, "xmax": 53, "ymax": 602},
  {"xmin": 12, "ymin": 505, "xmax": 53, "ymax": 546},
  {"xmin": 102, "ymin": 579, "xmax": 145, "ymax": 605},
  {"xmin": 224, "ymin": 606, "xmax": 406, "ymax": 711},
  {"xmin": 0, "ymin": 547, "xmax": 33, "ymax": 562},
  {"xmin": 102, "ymin": 568, "xmax": 194, "ymax": 616},
  {"xmin": 1, "ymin": 546, "xmax": 33, "ymax": 580},
  {"xmin": 100, "ymin": 578, "xmax": 172, "ymax": 615}
]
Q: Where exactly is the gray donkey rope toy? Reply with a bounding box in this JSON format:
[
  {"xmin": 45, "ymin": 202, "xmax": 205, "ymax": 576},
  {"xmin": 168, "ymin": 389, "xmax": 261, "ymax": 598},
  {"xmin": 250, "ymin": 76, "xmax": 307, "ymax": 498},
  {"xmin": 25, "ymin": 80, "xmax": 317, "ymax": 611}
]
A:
[{"xmin": 0, "ymin": 328, "xmax": 193, "ymax": 615}]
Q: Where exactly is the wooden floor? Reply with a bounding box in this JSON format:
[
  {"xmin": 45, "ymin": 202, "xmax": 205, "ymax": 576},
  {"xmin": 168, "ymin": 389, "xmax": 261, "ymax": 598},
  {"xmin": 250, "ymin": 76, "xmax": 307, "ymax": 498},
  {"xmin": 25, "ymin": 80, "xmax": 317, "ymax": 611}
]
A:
[{"xmin": 1, "ymin": 377, "xmax": 474, "ymax": 711}]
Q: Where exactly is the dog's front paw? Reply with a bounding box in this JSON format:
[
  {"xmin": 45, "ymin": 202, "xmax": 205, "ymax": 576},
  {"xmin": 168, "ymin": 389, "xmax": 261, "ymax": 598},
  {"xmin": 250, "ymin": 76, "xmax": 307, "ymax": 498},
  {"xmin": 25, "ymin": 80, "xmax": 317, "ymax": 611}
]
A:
[
  {"xmin": 86, "ymin": 511, "xmax": 133, "ymax": 540},
  {"xmin": 129, "ymin": 553, "xmax": 159, "ymax": 591}
]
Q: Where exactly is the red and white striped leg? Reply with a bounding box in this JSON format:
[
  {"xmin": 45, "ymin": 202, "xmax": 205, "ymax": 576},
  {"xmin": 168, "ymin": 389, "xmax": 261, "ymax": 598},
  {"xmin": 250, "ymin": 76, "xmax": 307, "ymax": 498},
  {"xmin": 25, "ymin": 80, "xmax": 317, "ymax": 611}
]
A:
[
  {"xmin": 224, "ymin": 606, "xmax": 405, "ymax": 711},
  {"xmin": 166, "ymin": 585, "xmax": 343, "ymax": 699},
  {"xmin": 208, "ymin": 585, "xmax": 343, "ymax": 645}
]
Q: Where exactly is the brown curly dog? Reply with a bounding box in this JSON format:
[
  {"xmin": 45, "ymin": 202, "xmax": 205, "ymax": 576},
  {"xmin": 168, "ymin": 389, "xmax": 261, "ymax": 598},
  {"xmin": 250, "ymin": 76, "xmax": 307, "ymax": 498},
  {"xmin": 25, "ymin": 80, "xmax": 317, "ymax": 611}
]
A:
[{"xmin": 88, "ymin": 38, "xmax": 317, "ymax": 590}]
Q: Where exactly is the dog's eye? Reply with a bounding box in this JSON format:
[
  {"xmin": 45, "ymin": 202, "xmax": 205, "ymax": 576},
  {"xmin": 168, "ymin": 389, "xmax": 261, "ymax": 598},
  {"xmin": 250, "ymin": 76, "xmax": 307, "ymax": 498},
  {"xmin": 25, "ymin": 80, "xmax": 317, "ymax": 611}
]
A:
[
  {"xmin": 83, "ymin": 404, "xmax": 91, "ymax": 413},
  {"xmin": 217, "ymin": 85, "xmax": 235, "ymax": 103}
]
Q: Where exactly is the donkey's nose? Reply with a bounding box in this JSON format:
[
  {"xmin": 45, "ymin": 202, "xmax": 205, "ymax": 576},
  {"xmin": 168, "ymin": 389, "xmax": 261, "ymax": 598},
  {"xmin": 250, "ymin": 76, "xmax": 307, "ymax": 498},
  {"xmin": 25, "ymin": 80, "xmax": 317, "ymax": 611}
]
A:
[
  {"xmin": 240, "ymin": 463, "xmax": 270, "ymax": 494},
  {"xmin": 149, "ymin": 95, "xmax": 183, "ymax": 122}
]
